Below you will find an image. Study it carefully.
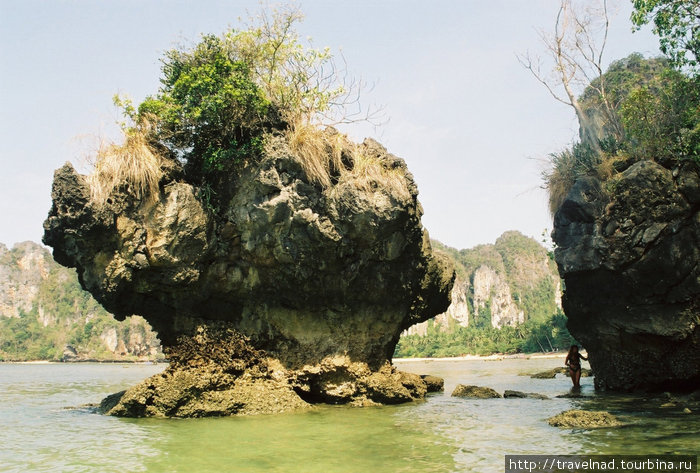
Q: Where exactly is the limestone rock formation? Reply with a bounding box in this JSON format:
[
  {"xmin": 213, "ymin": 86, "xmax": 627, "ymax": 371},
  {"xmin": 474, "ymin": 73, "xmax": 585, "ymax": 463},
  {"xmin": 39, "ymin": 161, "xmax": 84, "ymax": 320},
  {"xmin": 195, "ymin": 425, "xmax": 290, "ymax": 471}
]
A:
[
  {"xmin": 553, "ymin": 160, "xmax": 700, "ymax": 391},
  {"xmin": 44, "ymin": 134, "xmax": 454, "ymax": 415},
  {"xmin": 0, "ymin": 241, "xmax": 160, "ymax": 361},
  {"xmin": 472, "ymin": 265, "xmax": 524, "ymax": 328},
  {"xmin": 0, "ymin": 242, "xmax": 49, "ymax": 319},
  {"xmin": 406, "ymin": 232, "xmax": 561, "ymax": 335},
  {"xmin": 405, "ymin": 278, "xmax": 469, "ymax": 335}
]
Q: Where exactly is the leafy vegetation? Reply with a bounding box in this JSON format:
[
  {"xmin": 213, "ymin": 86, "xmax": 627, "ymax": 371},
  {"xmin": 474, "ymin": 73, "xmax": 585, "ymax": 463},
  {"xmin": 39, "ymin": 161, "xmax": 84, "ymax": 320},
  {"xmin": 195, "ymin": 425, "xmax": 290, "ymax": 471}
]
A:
[
  {"xmin": 395, "ymin": 311, "xmax": 574, "ymax": 358},
  {"xmin": 544, "ymin": 53, "xmax": 700, "ymax": 215},
  {"xmin": 631, "ymin": 0, "xmax": 700, "ymax": 72},
  {"xmin": 96, "ymin": 6, "xmax": 376, "ymax": 212},
  {"xmin": 83, "ymin": 5, "xmax": 396, "ymax": 221}
]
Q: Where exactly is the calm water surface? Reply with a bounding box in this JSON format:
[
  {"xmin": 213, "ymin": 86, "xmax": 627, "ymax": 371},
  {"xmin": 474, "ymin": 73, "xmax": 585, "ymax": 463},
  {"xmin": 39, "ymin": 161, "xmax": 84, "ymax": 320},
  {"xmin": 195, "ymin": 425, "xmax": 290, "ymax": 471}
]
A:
[{"xmin": 1, "ymin": 359, "xmax": 698, "ymax": 473}]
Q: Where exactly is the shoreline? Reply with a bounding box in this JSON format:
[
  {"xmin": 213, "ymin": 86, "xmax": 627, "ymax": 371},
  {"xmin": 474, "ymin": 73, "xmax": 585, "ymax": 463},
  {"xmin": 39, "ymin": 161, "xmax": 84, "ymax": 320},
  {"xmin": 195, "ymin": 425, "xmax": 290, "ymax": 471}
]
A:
[
  {"xmin": 1, "ymin": 360, "xmax": 166, "ymax": 365},
  {"xmin": 4, "ymin": 352, "xmax": 571, "ymax": 365},
  {"xmin": 393, "ymin": 351, "xmax": 569, "ymax": 362}
]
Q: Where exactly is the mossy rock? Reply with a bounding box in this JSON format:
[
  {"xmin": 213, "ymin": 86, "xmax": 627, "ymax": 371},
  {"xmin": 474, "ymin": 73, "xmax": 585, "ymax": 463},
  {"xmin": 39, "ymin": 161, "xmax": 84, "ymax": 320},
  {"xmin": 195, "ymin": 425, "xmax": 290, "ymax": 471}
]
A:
[
  {"xmin": 547, "ymin": 409, "xmax": 622, "ymax": 429},
  {"xmin": 451, "ymin": 384, "xmax": 501, "ymax": 398}
]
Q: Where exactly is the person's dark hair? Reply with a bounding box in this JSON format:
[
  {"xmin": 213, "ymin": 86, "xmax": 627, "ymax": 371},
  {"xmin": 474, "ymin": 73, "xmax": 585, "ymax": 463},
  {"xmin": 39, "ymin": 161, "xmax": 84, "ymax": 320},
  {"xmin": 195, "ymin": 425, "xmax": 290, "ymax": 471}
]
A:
[{"xmin": 567, "ymin": 344, "xmax": 579, "ymax": 356}]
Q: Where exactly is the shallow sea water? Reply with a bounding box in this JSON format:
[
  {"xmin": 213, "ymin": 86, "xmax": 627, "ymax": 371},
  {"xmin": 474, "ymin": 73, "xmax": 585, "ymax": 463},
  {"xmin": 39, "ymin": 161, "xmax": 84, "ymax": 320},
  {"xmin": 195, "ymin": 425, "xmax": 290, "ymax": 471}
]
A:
[{"xmin": 1, "ymin": 359, "xmax": 697, "ymax": 473}]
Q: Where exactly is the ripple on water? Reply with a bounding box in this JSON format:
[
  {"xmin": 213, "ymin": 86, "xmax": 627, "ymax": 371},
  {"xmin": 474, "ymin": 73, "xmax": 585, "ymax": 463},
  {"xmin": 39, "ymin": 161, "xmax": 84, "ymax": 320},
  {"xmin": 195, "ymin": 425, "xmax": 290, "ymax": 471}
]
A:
[{"xmin": 1, "ymin": 359, "xmax": 698, "ymax": 473}]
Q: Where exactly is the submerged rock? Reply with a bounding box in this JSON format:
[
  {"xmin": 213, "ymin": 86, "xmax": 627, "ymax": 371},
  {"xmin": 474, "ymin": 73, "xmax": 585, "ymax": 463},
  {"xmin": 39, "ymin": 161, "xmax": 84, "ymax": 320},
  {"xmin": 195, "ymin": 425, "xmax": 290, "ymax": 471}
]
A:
[
  {"xmin": 530, "ymin": 367, "xmax": 567, "ymax": 379},
  {"xmin": 555, "ymin": 392, "xmax": 591, "ymax": 399},
  {"xmin": 451, "ymin": 384, "xmax": 501, "ymax": 398},
  {"xmin": 503, "ymin": 390, "xmax": 549, "ymax": 399},
  {"xmin": 530, "ymin": 367, "xmax": 592, "ymax": 379},
  {"xmin": 547, "ymin": 409, "xmax": 622, "ymax": 429},
  {"xmin": 552, "ymin": 160, "xmax": 700, "ymax": 391},
  {"xmin": 44, "ymin": 134, "xmax": 454, "ymax": 416}
]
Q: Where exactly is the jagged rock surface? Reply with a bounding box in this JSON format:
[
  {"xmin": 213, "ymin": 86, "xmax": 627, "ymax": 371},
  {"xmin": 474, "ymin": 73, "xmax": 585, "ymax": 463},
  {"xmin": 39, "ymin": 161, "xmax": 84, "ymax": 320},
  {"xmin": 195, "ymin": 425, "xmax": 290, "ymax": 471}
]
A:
[
  {"xmin": 553, "ymin": 160, "xmax": 700, "ymax": 391},
  {"xmin": 44, "ymin": 135, "xmax": 454, "ymax": 414}
]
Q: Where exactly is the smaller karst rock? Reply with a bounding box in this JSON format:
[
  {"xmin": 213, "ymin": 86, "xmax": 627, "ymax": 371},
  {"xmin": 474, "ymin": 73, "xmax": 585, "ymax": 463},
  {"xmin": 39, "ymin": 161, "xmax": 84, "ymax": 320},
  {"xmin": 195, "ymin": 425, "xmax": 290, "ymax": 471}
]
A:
[
  {"xmin": 530, "ymin": 368, "xmax": 567, "ymax": 379},
  {"xmin": 503, "ymin": 390, "xmax": 549, "ymax": 399},
  {"xmin": 547, "ymin": 409, "xmax": 622, "ymax": 428},
  {"xmin": 451, "ymin": 384, "xmax": 501, "ymax": 399},
  {"xmin": 420, "ymin": 375, "xmax": 445, "ymax": 393}
]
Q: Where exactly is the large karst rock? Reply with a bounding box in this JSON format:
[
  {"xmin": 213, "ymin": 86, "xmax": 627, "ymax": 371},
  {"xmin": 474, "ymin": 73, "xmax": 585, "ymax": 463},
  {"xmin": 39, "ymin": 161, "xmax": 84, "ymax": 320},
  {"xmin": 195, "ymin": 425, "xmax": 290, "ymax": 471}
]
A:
[
  {"xmin": 44, "ymin": 134, "xmax": 454, "ymax": 415},
  {"xmin": 553, "ymin": 159, "xmax": 700, "ymax": 391}
]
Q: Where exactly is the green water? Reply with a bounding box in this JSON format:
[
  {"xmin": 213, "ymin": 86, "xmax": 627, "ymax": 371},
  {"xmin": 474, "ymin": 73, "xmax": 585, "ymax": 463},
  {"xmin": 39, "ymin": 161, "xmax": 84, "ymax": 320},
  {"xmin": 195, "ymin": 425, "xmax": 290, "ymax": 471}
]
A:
[{"xmin": 1, "ymin": 359, "xmax": 697, "ymax": 473}]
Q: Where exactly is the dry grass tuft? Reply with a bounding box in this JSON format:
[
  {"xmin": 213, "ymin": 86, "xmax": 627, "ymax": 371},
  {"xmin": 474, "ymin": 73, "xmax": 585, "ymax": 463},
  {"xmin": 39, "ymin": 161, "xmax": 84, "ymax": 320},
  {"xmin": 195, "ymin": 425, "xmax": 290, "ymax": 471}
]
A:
[
  {"xmin": 286, "ymin": 120, "xmax": 347, "ymax": 188},
  {"xmin": 545, "ymin": 149, "xmax": 578, "ymax": 217},
  {"xmin": 544, "ymin": 144, "xmax": 620, "ymax": 217},
  {"xmin": 285, "ymin": 118, "xmax": 410, "ymax": 200},
  {"xmin": 336, "ymin": 150, "xmax": 410, "ymax": 200},
  {"xmin": 87, "ymin": 127, "xmax": 164, "ymax": 205}
]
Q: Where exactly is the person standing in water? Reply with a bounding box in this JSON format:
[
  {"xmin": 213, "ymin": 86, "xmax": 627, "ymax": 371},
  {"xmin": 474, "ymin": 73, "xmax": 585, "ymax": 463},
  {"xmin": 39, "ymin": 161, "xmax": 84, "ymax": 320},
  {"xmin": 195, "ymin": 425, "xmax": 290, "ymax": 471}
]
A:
[{"xmin": 565, "ymin": 344, "xmax": 588, "ymax": 388}]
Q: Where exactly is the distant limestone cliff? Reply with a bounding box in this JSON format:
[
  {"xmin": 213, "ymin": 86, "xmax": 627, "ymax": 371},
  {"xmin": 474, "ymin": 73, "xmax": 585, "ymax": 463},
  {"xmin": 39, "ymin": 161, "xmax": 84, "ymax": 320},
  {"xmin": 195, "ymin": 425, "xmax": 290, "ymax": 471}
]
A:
[
  {"xmin": 0, "ymin": 241, "xmax": 161, "ymax": 361},
  {"xmin": 406, "ymin": 231, "xmax": 561, "ymax": 336}
]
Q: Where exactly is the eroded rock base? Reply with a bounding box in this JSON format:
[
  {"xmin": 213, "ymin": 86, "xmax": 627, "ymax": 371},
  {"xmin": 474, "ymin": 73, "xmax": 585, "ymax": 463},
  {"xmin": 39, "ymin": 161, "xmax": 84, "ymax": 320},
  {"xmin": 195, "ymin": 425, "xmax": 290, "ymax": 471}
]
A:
[{"xmin": 101, "ymin": 325, "xmax": 429, "ymax": 417}]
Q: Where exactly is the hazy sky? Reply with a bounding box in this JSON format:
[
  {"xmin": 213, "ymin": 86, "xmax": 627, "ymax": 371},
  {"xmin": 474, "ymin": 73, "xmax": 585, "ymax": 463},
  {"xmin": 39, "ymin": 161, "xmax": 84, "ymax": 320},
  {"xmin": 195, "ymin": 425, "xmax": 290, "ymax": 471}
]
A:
[{"xmin": 0, "ymin": 0, "xmax": 660, "ymax": 250}]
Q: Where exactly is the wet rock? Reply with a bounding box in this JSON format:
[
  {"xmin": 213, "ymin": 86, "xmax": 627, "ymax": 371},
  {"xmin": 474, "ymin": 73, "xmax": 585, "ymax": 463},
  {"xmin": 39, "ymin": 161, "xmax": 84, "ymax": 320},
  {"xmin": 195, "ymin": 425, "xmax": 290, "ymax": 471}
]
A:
[
  {"xmin": 552, "ymin": 160, "xmax": 700, "ymax": 391},
  {"xmin": 530, "ymin": 367, "xmax": 593, "ymax": 379},
  {"xmin": 43, "ymin": 135, "xmax": 454, "ymax": 416},
  {"xmin": 420, "ymin": 375, "xmax": 445, "ymax": 393},
  {"xmin": 547, "ymin": 409, "xmax": 622, "ymax": 428},
  {"xmin": 451, "ymin": 384, "xmax": 501, "ymax": 398},
  {"xmin": 503, "ymin": 390, "xmax": 549, "ymax": 399},
  {"xmin": 99, "ymin": 390, "xmax": 126, "ymax": 414},
  {"xmin": 530, "ymin": 367, "xmax": 567, "ymax": 379},
  {"xmin": 555, "ymin": 393, "xmax": 591, "ymax": 399}
]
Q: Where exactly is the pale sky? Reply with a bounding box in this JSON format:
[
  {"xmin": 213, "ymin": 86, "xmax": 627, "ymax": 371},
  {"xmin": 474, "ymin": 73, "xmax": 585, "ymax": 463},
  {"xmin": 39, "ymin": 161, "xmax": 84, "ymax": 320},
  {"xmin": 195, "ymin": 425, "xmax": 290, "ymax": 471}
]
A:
[{"xmin": 0, "ymin": 0, "xmax": 660, "ymax": 250}]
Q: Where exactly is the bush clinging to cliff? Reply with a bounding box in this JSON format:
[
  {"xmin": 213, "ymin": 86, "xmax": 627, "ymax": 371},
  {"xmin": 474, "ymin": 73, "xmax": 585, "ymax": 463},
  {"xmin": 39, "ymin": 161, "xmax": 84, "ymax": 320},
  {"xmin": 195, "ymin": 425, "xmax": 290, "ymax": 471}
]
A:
[
  {"xmin": 544, "ymin": 54, "xmax": 700, "ymax": 214},
  {"xmin": 112, "ymin": 5, "xmax": 370, "ymax": 190}
]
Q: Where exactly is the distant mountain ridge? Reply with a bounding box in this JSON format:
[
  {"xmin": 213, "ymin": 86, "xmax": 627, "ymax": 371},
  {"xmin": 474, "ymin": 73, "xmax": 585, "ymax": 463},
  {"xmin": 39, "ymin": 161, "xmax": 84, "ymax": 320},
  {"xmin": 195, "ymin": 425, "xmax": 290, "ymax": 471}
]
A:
[
  {"xmin": 407, "ymin": 231, "xmax": 561, "ymax": 335},
  {"xmin": 0, "ymin": 241, "xmax": 161, "ymax": 361}
]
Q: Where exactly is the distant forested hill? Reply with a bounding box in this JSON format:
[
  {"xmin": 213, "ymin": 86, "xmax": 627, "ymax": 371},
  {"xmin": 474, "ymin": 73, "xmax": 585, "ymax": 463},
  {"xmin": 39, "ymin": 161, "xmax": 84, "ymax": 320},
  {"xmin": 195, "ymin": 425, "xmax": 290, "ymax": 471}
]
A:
[
  {"xmin": 396, "ymin": 231, "xmax": 574, "ymax": 357},
  {"xmin": 0, "ymin": 241, "xmax": 162, "ymax": 361}
]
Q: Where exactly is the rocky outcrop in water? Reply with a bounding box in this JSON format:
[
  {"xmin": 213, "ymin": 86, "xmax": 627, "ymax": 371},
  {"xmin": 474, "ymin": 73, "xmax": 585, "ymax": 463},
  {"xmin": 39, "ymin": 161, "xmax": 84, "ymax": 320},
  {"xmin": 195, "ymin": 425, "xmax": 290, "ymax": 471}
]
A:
[
  {"xmin": 44, "ymin": 134, "xmax": 454, "ymax": 415},
  {"xmin": 451, "ymin": 384, "xmax": 501, "ymax": 398},
  {"xmin": 547, "ymin": 409, "xmax": 622, "ymax": 429},
  {"xmin": 553, "ymin": 160, "xmax": 700, "ymax": 391}
]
